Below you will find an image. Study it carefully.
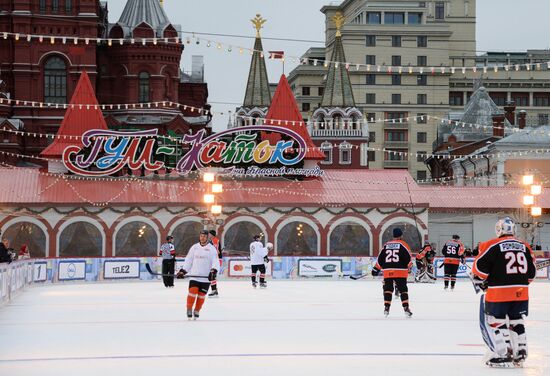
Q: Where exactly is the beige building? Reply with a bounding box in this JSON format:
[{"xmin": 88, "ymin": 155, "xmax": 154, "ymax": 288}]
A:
[{"xmin": 288, "ymin": 0, "xmax": 550, "ymax": 180}]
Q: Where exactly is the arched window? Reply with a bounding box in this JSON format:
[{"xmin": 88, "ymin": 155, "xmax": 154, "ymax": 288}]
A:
[
  {"xmin": 330, "ymin": 221, "xmax": 370, "ymax": 256},
  {"xmin": 115, "ymin": 221, "xmax": 158, "ymax": 257},
  {"xmin": 321, "ymin": 141, "xmax": 332, "ymax": 165},
  {"xmin": 339, "ymin": 141, "xmax": 352, "ymax": 165},
  {"xmin": 171, "ymin": 221, "xmax": 203, "ymax": 256},
  {"xmin": 59, "ymin": 222, "xmax": 102, "ymax": 257},
  {"xmin": 44, "ymin": 57, "xmax": 67, "ymax": 103},
  {"xmin": 3, "ymin": 222, "xmax": 47, "ymax": 258},
  {"xmin": 224, "ymin": 221, "xmax": 264, "ymax": 254},
  {"xmin": 277, "ymin": 221, "xmax": 317, "ymax": 256},
  {"xmin": 382, "ymin": 221, "xmax": 422, "ymax": 252},
  {"xmin": 139, "ymin": 72, "xmax": 150, "ymax": 103}
]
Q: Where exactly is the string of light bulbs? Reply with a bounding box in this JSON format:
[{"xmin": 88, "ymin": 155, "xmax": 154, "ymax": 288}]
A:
[{"xmin": 2, "ymin": 30, "xmax": 550, "ymax": 75}]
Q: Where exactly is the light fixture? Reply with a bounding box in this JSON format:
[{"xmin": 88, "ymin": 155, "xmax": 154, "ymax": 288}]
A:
[
  {"xmin": 531, "ymin": 207, "xmax": 542, "ymax": 217},
  {"xmin": 212, "ymin": 183, "xmax": 223, "ymax": 193},
  {"xmin": 211, "ymin": 205, "xmax": 222, "ymax": 215},
  {"xmin": 523, "ymin": 195, "xmax": 534, "ymax": 206},
  {"xmin": 203, "ymin": 172, "xmax": 215, "ymax": 183},
  {"xmin": 203, "ymin": 194, "xmax": 215, "ymax": 204},
  {"xmin": 531, "ymin": 185, "xmax": 542, "ymax": 195},
  {"xmin": 522, "ymin": 175, "xmax": 534, "ymax": 185}
]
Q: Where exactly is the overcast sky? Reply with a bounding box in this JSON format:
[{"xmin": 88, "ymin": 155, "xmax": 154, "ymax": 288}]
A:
[{"xmin": 106, "ymin": 0, "xmax": 550, "ymax": 131}]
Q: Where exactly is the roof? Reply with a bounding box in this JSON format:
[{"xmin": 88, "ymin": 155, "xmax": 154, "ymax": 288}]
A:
[
  {"xmin": 321, "ymin": 35, "xmax": 356, "ymax": 107},
  {"xmin": 116, "ymin": 0, "xmax": 172, "ymax": 37},
  {"xmin": 40, "ymin": 71, "xmax": 108, "ymax": 158},
  {"xmin": 0, "ymin": 169, "xmax": 426, "ymax": 207},
  {"xmin": 1, "ymin": 168, "xmax": 547, "ymax": 211},
  {"xmin": 243, "ymin": 36, "xmax": 271, "ymax": 107},
  {"xmin": 495, "ymin": 125, "xmax": 550, "ymax": 145},
  {"xmin": 262, "ymin": 75, "xmax": 324, "ymax": 160}
]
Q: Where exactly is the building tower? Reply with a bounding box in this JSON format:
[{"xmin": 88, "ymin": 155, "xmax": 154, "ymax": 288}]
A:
[
  {"xmin": 310, "ymin": 12, "xmax": 368, "ymax": 169},
  {"xmin": 233, "ymin": 14, "xmax": 272, "ymax": 127}
]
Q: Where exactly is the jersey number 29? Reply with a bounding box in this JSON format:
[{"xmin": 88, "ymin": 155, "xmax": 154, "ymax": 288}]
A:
[
  {"xmin": 505, "ymin": 252, "xmax": 528, "ymax": 274},
  {"xmin": 385, "ymin": 249, "xmax": 400, "ymax": 263}
]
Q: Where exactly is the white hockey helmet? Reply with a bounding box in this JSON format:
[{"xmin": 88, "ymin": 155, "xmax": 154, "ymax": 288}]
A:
[
  {"xmin": 266, "ymin": 242, "xmax": 274, "ymax": 250},
  {"xmin": 495, "ymin": 217, "xmax": 516, "ymax": 237}
]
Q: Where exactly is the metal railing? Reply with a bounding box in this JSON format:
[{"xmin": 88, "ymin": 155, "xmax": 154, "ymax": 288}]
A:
[
  {"xmin": 384, "ymin": 160, "xmax": 409, "ymax": 168},
  {"xmin": 311, "ymin": 129, "xmax": 366, "ymax": 137},
  {"xmin": 0, "ymin": 260, "xmax": 35, "ymax": 305}
]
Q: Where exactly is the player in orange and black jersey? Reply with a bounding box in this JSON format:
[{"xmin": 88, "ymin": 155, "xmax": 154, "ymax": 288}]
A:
[
  {"xmin": 441, "ymin": 235, "xmax": 465, "ymax": 290},
  {"xmin": 372, "ymin": 228, "xmax": 413, "ymax": 318},
  {"xmin": 207, "ymin": 230, "xmax": 222, "ymax": 297},
  {"xmin": 472, "ymin": 217, "xmax": 536, "ymax": 368},
  {"xmin": 415, "ymin": 242, "xmax": 435, "ymax": 282}
]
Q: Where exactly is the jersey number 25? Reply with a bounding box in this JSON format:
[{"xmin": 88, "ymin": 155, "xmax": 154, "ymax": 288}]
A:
[{"xmin": 385, "ymin": 249, "xmax": 400, "ymax": 263}]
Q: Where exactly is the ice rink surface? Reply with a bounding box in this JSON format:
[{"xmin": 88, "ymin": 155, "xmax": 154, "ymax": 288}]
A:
[{"xmin": 0, "ymin": 279, "xmax": 549, "ymax": 376}]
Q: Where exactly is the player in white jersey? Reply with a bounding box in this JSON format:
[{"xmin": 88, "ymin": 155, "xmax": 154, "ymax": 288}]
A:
[
  {"xmin": 250, "ymin": 235, "xmax": 272, "ymax": 288},
  {"xmin": 177, "ymin": 230, "xmax": 219, "ymax": 320}
]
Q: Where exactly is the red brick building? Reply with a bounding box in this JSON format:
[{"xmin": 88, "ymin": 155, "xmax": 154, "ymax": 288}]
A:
[{"xmin": 0, "ymin": 0, "xmax": 210, "ymax": 166}]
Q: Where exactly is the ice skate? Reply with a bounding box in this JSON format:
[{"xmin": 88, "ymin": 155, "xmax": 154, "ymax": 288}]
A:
[
  {"xmin": 404, "ymin": 307, "xmax": 413, "ymax": 318},
  {"xmin": 514, "ymin": 349, "xmax": 527, "ymax": 367},
  {"xmin": 208, "ymin": 290, "xmax": 219, "ymax": 297},
  {"xmin": 259, "ymin": 282, "xmax": 267, "ymax": 289},
  {"xmin": 193, "ymin": 310, "xmax": 200, "ymax": 320},
  {"xmin": 252, "ymin": 282, "xmax": 257, "ymax": 288},
  {"xmin": 486, "ymin": 356, "xmax": 515, "ymax": 368},
  {"xmin": 384, "ymin": 307, "xmax": 390, "ymax": 318},
  {"xmin": 186, "ymin": 309, "xmax": 193, "ymax": 320}
]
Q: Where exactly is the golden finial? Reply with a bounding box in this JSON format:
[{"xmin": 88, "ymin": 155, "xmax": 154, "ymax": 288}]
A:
[
  {"xmin": 251, "ymin": 14, "xmax": 267, "ymax": 38},
  {"xmin": 332, "ymin": 12, "xmax": 345, "ymax": 37},
  {"xmin": 159, "ymin": 0, "xmax": 164, "ymax": 7}
]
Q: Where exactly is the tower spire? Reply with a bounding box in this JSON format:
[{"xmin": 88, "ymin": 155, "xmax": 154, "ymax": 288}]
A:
[{"xmin": 242, "ymin": 13, "xmax": 271, "ymax": 108}]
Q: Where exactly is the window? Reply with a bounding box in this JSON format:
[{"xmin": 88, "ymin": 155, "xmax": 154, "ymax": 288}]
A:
[
  {"xmin": 511, "ymin": 92, "xmax": 529, "ymax": 107},
  {"xmin": 340, "ymin": 143, "xmax": 352, "ymax": 165},
  {"xmin": 391, "ymin": 55, "xmax": 401, "ymax": 66},
  {"xmin": 417, "ymin": 36, "xmax": 427, "ymax": 47},
  {"xmin": 417, "ymin": 151, "xmax": 427, "ymax": 162},
  {"xmin": 302, "ymin": 102, "xmax": 310, "ymax": 112},
  {"xmin": 386, "ymin": 112, "xmax": 408, "ymax": 121},
  {"xmin": 330, "ymin": 222, "xmax": 371, "ymax": 256},
  {"xmin": 417, "ymin": 170, "xmax": 427, "ymax": 181},
  {"xmin": 392, "ymin": 75, "xmax": 401, "ymax": 86},
  {"xmin": 302, "ymin": 87, "xmax": 310, "ymax": 96},
  {"xmin": 65, "ymin": 0, "xmax": 72, "ymax": 12},
  {"xmin": 44, "ymin": 57, "xmax": 67, "ymax": 103},
  {"xmin": 490, "ymin": 92, "xmax": 507, "ymax": 106},
  {"xmin": 318, "ymin": 87, "xmax": 324, "ymax": 96},
  {"xmin": 385, "ymin": 13, "xmax": 405, "ymax": 24},
  {"xmin": 367, "ymin": 12, "xmax": 381, "ymax": 24},
  {"xmin": 60, "ymin": 222, "xmax": 103, "ymax": 257},
  {"xmin": 408, "ymin": 13, "xmax": 422, "ymax": 24},
  {"xmin": 366, "ymin": 93, "xmax": 376, "ymax": 104},
  {"xmin": 366, "ymin": 74, "xmax": 376, "ymax": 85},
  {"xmin": 366, "ymin": 35, "xmax": 376, "ymax": 47},
  {"xmin": 449, "ymin": 92, "xmax": 464, "ymax": 106},
  {"xmin": 52, "ymin": 0, "xmax": 59, "ymax": 12},
  {"xmin": 138, "ymin": 72, "xmax": 150, "ymax": 103},
  {"xmin": 417, "ymin": 75, "xmax": 427, "ymax": 86},
  {"xmin": 277, "ymin": 221, "xmax": 318, "ymax": 256},
  {"xmin": 321, "ymin": 142, "xmax": 332, "ymax": 164},
  {"xmin": 392, "ymin": 94, "xmax": 401, "ymax": 104},
  {"xmin": 417, "ymin": 56, "xmax": 427, "ymax": 66},
  {"xmin": 223, "ymin": 222, "xmax": 263, "ymax": 255},
  {"xmin": 538, "ymin": 114, "xmax": 549, "ymax": 125},
  {"xmin": 39, "ymin": 0, "xmax": 46, "ymax": 13},
  {"xmin": 417, "ymin": 113, "xmax": 427, "ymax": 124},
  {"xmin": 534, "ymin": 93, "xmax": 550, "ymax": 107},
  {"xmin": 417, "ymin": 132, "xmax": 427, "ymax": 143},
  {"xmin": 386, "ymin": 131, "xmax": 407, "ymax": 141},
  {"xmin": 369, "ymin": 131, "xmax": 376, "ymax": 142},
  {"xmin": 366, "ymin": 113, "xmax": 376, "ymax": 122},
  {"xmin": 392, "ymin": 36, "xmax": 402, "ymax": 47},
  {"xmin": 435, "ymin": 2, "xmax": 445, "ymax": 20},
  {"xmin": 366, "ymin": 55, "xmax": 376, "ymax": 65},
  {"xmin": 367, "ymin": 150, "xmax": 376, "ymax": 162},
  {"xmin": 417, "ymin": 94, "xmax": 427, "ymax": 104},
  {"xmin": 386, "ymin": 150, "xmax": 407, "ymax": 161}
]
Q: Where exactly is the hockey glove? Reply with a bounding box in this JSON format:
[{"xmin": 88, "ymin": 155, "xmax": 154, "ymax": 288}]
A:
[
  {"xmin": 472, "ymin": 275, "xmax": 488, "ymax": 291},
  {"xmin": 263, "ymin": 256, "xmax": 270, "ymax": 263},
  {"xmin": 176, "ymin": 269, "xmax": 187, "ymax": 279},
  {"xmin": 371, "ymin": 267, "xmax": 381, "ymax": 277},
  {"xmin": 208, "ymin": 269, "xmax": 218, "ymax": 281}
]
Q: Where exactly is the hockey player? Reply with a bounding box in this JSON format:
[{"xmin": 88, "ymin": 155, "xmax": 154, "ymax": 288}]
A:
[
  {"xmin": 159, "ymin": 235, "xmax": 176, "ymax": 288},
  {"xmin": 372, "ymin": 228, "xmax": 413, "ymax": 318},
  {"xmin": 250, "ymin": 239, "xmax": 272, "ymax": 288},
  {"xmin": 441, "ymin": 234, "xmax": 465, "ymax": 290},
  {"xmin": 178, "ymin": 230, "xmax": 219, "ymax": 320},
  {"xmin": 208, "ymin": 230, "xmax": 222, "ymax": 297},
  {"xmin": 472, "ymin": 217, "xmax": 536, "ymax": 368},
  {"xmin": 415, "ymin": 242, "xmax": 435, "ymax": 283}
]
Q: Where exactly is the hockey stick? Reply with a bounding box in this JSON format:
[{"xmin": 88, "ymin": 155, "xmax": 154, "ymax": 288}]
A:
[
  {"xmin": 145, "ymin": 263, "xmax": 208, "ymax": 279},
  {"xmin": 404, "ymin": 176, "xmax": 423, "ymax": 250},
  {"xmin": 536, "ymin": 259, "xmax": 550, "ymax": 269},
  {"xmin": 349, "ymin": 274, "xmax": 371, "ymax": 280}
]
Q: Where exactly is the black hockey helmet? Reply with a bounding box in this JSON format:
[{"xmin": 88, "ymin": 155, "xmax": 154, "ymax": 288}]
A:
[
  {"xmin": 166, "ymin": 235, "xmax": 174, "ymax": 241},
  {"xmin": 452, "ymin": 234, "xmax": 460, "ymax": 240},
  {"xmin": 253, "ymin": 234, "xmax": 261, "ymax": 240},
  {"xmin": 209, "ymin": 230, "xmax": 217, "ymax": 237}
]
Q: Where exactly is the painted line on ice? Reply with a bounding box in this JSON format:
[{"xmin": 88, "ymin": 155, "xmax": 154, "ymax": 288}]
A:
[{"xmin": 0, "ymin": 352, "xmax": 488, "ymax": 363}]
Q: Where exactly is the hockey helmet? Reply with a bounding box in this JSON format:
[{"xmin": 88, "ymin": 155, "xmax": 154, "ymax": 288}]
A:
[
  {"xmin": 496, "ymin": 217, "xmax": 516, "ymax": 237},
  {"xmin": 166, "ymin": 235, "xmax": 174, "ymax": 241},
  {"xmin": 266, "ymin": 242, "xmax": 274, "ymax": 250},
  {"xmin": 253, "ymin": 234, "xmax": 261, "ymax": 240}
]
